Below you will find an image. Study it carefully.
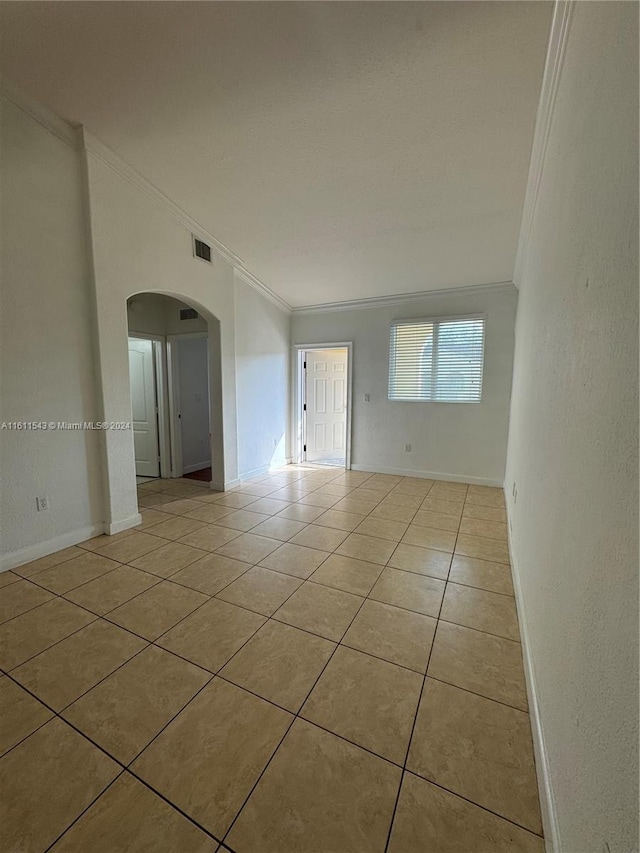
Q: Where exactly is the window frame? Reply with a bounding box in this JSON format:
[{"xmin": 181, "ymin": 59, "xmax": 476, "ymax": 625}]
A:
[{"xmin": 388, "ymin": 312, "xmax": 486, "ymax": 404}]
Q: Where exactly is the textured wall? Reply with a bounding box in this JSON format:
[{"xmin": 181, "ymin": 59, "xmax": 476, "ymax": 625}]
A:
[{"xmin": 505, "ymin": 4, "xmax": 639, "ymax": 851}]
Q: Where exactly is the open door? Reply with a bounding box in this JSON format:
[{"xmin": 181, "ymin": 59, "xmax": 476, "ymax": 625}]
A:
[
  {"xmin": 304, "ymin": 348, "xmax": 348, "ymax": 465},
  {"xmin": 128, "ymin": 337, "xmax": 160, "ymax": 477}
]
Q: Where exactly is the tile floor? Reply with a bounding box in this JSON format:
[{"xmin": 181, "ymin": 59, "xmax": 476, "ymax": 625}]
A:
[{"xmin": 0, "ymin": 465, "xmax": 543, "ymax": 852}]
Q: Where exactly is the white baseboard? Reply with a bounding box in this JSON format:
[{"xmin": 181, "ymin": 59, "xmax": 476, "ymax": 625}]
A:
[
  {"xmin": 182, "ymin": 460, "xmax": 212, "ymax": 475},
  {"xmin": 1, "ymin": 522, "xmax": 105, "ymax": 572},
  {"xmin": 350, "ymin": 463, "xmax": 503, "ymax": 487},
  {"xmin": 506, "ymin": 504, "xmax": 560, "ymax": 853},
  {"xmin": 107, "ymin": 513, "xmax": 142, "ymax": 535}
]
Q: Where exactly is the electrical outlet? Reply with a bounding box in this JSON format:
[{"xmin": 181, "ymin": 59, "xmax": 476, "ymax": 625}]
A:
[
  {"xmin": 36, "ymin": 496, "xmax": 49, "ymax": 512},
  {"xmin": 404, "ymin": 444, "xmax": 412, "ymax": 452},
  {"xmin": 273, "ymin": 438, "xmax": 278, "ymax": 448}
]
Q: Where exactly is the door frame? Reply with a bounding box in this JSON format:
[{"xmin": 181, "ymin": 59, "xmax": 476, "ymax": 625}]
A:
[
  {"xmin": 292, "ymin": 342, "xmax": 353, "ymax": 469},
  {"xmin": 167, "ymin": 331, "xmax": 210, "ymax": 478},
  {"xmin": 127, "ymin": 332, "xmax": 171, "ymax": 478}
]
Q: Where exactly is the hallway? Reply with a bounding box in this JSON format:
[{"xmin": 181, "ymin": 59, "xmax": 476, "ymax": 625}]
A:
[{"xmin": 1, "ymin": 466, "xmax": 541, "ymax": 852}]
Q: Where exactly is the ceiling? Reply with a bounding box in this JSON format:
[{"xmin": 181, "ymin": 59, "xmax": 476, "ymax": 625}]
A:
[{"xmin": 0, "ymin": 2, "xmax": 552, "ymax": 308}]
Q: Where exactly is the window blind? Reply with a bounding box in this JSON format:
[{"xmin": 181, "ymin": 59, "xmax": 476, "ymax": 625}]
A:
[{"xmin": 388, "ymin": 315, "xmax": 485, "ymax": 403}]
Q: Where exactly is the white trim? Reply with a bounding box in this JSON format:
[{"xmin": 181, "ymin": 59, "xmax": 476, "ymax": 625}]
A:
[
  {"xmin": 107, "ymin": 513, "xmax": 142, "ymax": 536},
  {"xmin": 350, "ymin": 464, "xmax": 503, "ymax": 487},
  {"xmin": 506, "ymin": 507, "xmax": 560, "ymax": 852},
  {"xmin": 513, "ymin": 1, "xmax": 575, "ymax": 288},
  {"xmin": 0, "ymin": 78, "xmax": 79, "ymax": 150},
  {"xmin": 183, "ymin": 460, "xmax": 212, "ymax": 475},
  {"xmin": 221, "ymin": 478, "xmax": 240, "ymax": 490},
  {"xmin": 293, "ymin": 343, "xmax": 353, "ymax": 470},
  {"xmin": 291, "ymin": 282, "xmax": 516, "ymax": 315},
  {"xmin": 237, "ymin": 463, "xmax": 272, "ymax": 481},
  {"xmin": 1, "ymin": 523, "xmax": 104, "ymax": 573},
  {"xmin": 234, "ymin": 267, "xmax": 291, "ymax": 314}
]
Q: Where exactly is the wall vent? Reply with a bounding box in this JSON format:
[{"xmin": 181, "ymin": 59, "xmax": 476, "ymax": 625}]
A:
[
  {"xmin": 180, "ymin": 308, "xmax": 199, "ymax": 321},
  {"xmin": 193, "ymin": 236, "xmax": 212, "ymax": 263}
]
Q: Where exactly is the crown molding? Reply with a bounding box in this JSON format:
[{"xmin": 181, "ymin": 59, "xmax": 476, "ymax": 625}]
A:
[
  {"xmin": 234, "ymin": 267, "xmax": 291, "ymax": 313},
  {"xmin": 513, "ymin": 0, "xmax": 575, "ymax": 288},
  {"xmin": 0, "ymin": 77, "xmax": 79, "ymax": 150},
  {"xmin": 291, "ymin": 281, "xmax": 516, "ymax": 315}
]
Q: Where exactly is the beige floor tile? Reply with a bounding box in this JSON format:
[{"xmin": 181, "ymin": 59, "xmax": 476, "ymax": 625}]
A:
[
  {"xmin": 50, "ymin": 773, "xmax": 217, "ymax": 853},
  {"xmin": 402, "ymin": 524, "xmax": 457, "ymax": 553},
  {"xmin": 138, "ymin": 493, "xmax": 182, "ymax": 509},
  {"xmin": 460, "ymin": 516, "xmax": 509, "ymax": 542},
  {"xmin": 0, "ymin": 677, "xmax": 53, "ymax": 755},
  {"xmin": 314, "ymin": 509, "xmax": 364, "ymax": 532},
  {"xmin": 332, "ymin": 497, "xmax": 379, "ymax": 516},
  {"xmin": 449, "ymin": 555, "xmax": 514, "ymax": 596},
  {"xmin": 276, "ymin": 503, "xmax": 325, "ymax": 523},
  {"xmin": 456, "ymin": 533, "xmax": 511, "ymax": 564},
  {"xmin": 13, "ymin": 619, "xmax": 146, "ymax": 709},
  {"xmin": 0, "ymin": 571, "xmax": 20, "ymax": 588},
  {"xmin": 368, "ymin": 502, "xmax": 417, "ymax": 523},
  {"xmin": 129, "ymin": 541, "xmax": 207, "ymax": 578},
  {"xmin": 14, "ymin": 545, "xmax": 85, "ymax": 578},
  {"xmin": 441, "ymin": 582, "xmax": 520, "ymax": 640},
  {"xmin": 428, "ymin": 621, "xmax": 528, "ymax": 710},
  {"xmin": 64, "ymin": 565, "xmax": 160, "ymax": 615},
  {"xmin": 246, "ymin": 497, "xmax": 292, "ymax": 516},
  {"xmin": 162, "ymin": 483, "xmax": 210, "ymax": 498},
  {"xmin": 0, "ymin": 597, "xmax": 96, "ymax": 670},
  {"xmin": 462, "ymin": 502, "xmax": 508, "ymax": 523},
  {"xmin": 466, "ymin": 486, "xmax": 506, "ymax": 508},
  {"xmin": 420, "ymin": 497, "xmax": 464, "ymax": 517},
  {"xmin": 220, "ymin": 620, "xmax": 335, "ymax": 712},
  {"xmin": 259, "ymin": 542, "xmax": 330, "ymax": 579},
  {"xmin": 145, "ymin": 516, "xmax": 207, "ymax": 542},
  {"xmin": 237, "ymin": 483, "xmax": 279, "ymax": 498},
  {"xmin": 369, "ymin": 568, "xmax": 445, "ymax": 618},
  {"xmin": 354, "ymin": 516, "xmax": 409, "ymax": 542},
  {"xmin": 170, "ymin": 553, "xmax": 251, "ymax": 596},
  {"xmin": 158, "ymin": 598, "xmax": 265, "ymax": 672},
  {"xmin": 183, "ymin": 503, "xmax": 235, "ymax": 523},
  {"xmin": 132, "ymin": 678, "xmax": 292, "ymax": 838},
  {"xmin": 383, "ymin": 491, "xmax": 423, "ymax": 509},
  {"xmin": 94, "ymin": 531, "xmax": 167, "ymax": 563},
  {"xmin": 214, "ymin": 509, "xmax": 270, "ymax": 532},
  {"xmin": 0, "ymin": 718, "xmax": 120, "ymax": 853},
  {"xmin": 268, "ymin": 486, "xmax": 308, "ymax": 501},
  {"xmin": 290, "ymin": 524, "xmax": 350, "ymax": 552},
  {"xmin": 249, "ymin": 516, "xmax": 307, "ymax": 541},
  {"xmin": 342, "ymin": 600, "xmax": 437, "ymax": 673},
  {"xmin": 431, "ymin": 480, "xmax": 468, "ymax": 495},
  {"xmin": 336, "ymin": 532, "xmax": 396, "ymax": 564},
  {"xmin": 216, "ymin": 566, "xmax": 302, "ymax": 616},
  {"xmin": 108, "ymin": 581, "xmax": 208, "ymax": 641},
  {"xmin": 388, "ymin": 542, "xmax": 451, "ymax": 579},
  {"xmin": 156, "ymin": 498, "xmax": 208, "ymax": 516},
  {"xmin": 413, "ymin": 509, "xmax": 460, "ymax": 532},
  {"xmin": 274, "ymin": 581, "xmax": 363, "ymax": 641},
  {"xmin": 349, "ymin": 487, "xmax": 386, "ymax": 504},
  {"xmin": 227, "ymin": 718, "xmax": 401, "ymax": 853},
  {"xmin": 310, "ymin": 553, "xmax": 383, "ymax": 596},
  {"xmin": 302, "ymin": 646, "xmax": 422, "ymax": 763},
  {"xmin": 205, "ymin": 492, "xmax": 258, "ymax": 508},
  {"xmin": 298, "ymin": 491, "xmax": 341, "ymax": 508},
  {"xmin": 136, "ymin": 509, "xmax": 173, "ymax": 531},
  {"xmin": 31, "ymin": 552, "xmax": 122, "ymax": 595},
  {"xmin": 216, "ymin": 532, "xmax": 282, "ymax": 564},
  {"xmin": 177, "ymin": 525, "xmax": 242, "ymax": 552},
  {"xmin": 64, "ymin": 645, "xmax": 210, "ymax": 764},
  {"xmin": 0, "ymin": 579, "xmax": 53, "ymax": 623},
  {"xmin": 388, "ymin": 772, "xmax": 544, "ymax": 853},
  {"xmin": 409, "ymin": 679, "xmax": 542, "ymax": 833}
]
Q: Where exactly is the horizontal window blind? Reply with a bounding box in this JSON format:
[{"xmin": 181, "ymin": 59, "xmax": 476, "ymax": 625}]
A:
[{"xmin": 388, "ymin": 316, "xmax": 485, "ymax": 403}]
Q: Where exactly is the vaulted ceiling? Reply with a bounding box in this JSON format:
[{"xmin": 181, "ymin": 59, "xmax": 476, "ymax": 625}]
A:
[{"xmin": 0, "ymin": 1, "xmax": 552, "ymax": 307}]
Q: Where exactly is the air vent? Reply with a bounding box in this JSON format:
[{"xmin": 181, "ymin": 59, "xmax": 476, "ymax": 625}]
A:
[
  {"xmin": 180, "ymin": 308, "xmax": 199, "ymax": 321},
  {"xmin": 193, "ymin": 236, "xmax": 212, "ymax": 263}
]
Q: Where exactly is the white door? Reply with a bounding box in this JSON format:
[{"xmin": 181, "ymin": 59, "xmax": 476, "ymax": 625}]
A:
[
  {"xmin": 304, "ymin": 348, "xmax": 348, "ymax": 465},
  {"xmin": 128, "ymin": 338, "xmax": 160, "ymax": 477}
]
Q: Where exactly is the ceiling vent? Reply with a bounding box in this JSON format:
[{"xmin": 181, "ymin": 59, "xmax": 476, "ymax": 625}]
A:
[
  {"xmin": 193, "ymin": 236, "xmax": 212, "ymax": 263},
  {"xmin": 180, "ymin": 308, "xmax": 199, "ymax": 321}
]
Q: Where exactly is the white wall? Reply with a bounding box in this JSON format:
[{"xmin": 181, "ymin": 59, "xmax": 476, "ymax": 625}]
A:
[
  {"xmin": 234, "ymin": 275, "xmax": 290, "ymax": 477},
  {"xmin": 292, "ymin": 286, "xmax": 517, "ymax": 485},
  {"xmin": 0, "ymin": 97, "xmax": 104, "ymax": 566},
  {"xmin": 505, "ymin": 5, "xmax": 638, "ymax": 852},
  {"xmin": 176, "ymin": 336, "xmax": 210, "ymax": 472}
]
